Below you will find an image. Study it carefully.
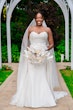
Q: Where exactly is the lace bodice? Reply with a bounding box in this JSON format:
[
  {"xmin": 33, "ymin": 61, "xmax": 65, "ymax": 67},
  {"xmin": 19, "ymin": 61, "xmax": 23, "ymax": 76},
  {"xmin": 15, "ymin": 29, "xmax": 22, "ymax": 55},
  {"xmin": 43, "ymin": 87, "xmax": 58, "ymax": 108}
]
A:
[{"xmin": 29, "ymin": 31, "xmax": 48, "ymax": 50}]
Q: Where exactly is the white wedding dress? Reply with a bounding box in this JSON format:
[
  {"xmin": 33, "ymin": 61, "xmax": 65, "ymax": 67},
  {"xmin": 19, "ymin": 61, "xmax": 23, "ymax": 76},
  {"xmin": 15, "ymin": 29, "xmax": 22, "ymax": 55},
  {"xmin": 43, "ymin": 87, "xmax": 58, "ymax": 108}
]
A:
[{"xmin": 10, "ymin": 31, "xmax": 67, "ymax": 108}]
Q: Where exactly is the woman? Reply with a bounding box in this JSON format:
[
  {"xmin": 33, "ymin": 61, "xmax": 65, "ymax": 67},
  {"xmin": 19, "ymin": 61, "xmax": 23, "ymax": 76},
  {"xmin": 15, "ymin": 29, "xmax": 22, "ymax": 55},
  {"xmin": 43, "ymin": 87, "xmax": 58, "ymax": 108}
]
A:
[{"xmin": 10, "ymin": 11, "xmax": 67, "ymax": 108}]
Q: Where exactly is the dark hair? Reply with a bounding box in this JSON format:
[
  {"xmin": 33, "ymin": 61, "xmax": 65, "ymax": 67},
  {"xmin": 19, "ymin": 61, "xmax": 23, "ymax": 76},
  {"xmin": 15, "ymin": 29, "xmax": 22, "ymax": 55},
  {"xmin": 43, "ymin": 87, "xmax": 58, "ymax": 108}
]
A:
[{"xmin": 34, "ymin": 11, "xmax": 44, "ymax": 19}]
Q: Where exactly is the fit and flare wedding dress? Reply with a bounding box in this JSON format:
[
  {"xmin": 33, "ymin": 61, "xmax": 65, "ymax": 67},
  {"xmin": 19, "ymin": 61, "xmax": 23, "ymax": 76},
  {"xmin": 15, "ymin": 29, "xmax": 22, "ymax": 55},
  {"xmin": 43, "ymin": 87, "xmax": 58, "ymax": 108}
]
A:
[{"xmin": 10, "ymin": 31, "xmax": 67, "ymax": 108}]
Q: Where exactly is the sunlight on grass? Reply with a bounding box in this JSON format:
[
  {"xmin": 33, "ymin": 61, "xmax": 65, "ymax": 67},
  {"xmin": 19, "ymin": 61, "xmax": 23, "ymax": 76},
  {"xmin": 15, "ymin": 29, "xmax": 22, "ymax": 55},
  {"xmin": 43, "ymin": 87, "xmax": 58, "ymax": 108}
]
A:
[
  {"xmin": 0, "ymin": 65, "xmax": 13, "ymax": 85},
  {"xmin": 60, "ymin": 68, "xmax": 73, "ymax": 98}
]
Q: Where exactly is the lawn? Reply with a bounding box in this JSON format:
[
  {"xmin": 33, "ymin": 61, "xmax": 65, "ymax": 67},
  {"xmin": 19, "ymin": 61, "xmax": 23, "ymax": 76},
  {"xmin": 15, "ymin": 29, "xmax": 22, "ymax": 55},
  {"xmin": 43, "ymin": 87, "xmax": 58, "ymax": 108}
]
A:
[
  {"xmin": 0, "ymin": 65, "xmax": 13, "ymax": 85},
  {"xmin": 60, "ymin": 67, "xmax": 73, "ymax": 98}
]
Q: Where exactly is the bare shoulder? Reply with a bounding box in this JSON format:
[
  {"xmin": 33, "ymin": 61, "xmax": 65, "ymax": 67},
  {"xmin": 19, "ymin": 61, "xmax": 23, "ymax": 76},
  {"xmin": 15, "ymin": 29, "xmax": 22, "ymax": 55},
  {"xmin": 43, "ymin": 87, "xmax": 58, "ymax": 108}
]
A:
[
  {"xmin": 44, "ymin": 27, "xmax": 52, "ymax": 33},
  {"xmin": 28, "ymin": 26, "xmax": 35, "ymax": 38},
  {"xmin": 28, "ymin": 26, "xmax": 35, "ymax": 33}
]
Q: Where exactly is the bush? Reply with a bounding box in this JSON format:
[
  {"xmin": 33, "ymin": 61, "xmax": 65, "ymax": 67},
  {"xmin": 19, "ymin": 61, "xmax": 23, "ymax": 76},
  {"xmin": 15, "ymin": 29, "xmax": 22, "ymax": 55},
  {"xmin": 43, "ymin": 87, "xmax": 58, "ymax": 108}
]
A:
[
  {"xmin": 1, "ymin": 23, "xmax": 7, "ymax": 46},
  {"xmin": 11, "ymin": 44, "xmax": 20, "ymax": 62},
  {"xmin": 2, "ymin": 45, "xmax": 7, "ymax": 62},
  {"xmin": 2, "ymin": 44, "xmax": 20, "ymax": 63},
  {"xmin": 55, "ymin": 39, "xmax": 65, "ymax": 62},
  {"xmin": 55, "ymin": 38, "xmax": 71, "ymax": 62},
  {"xmin": 1, "ymin": 65, "xmax": 12, "ymax": 71},
  {"xmin": 54, "ymin": 51, "xmax": 61, "ymax": 62}
]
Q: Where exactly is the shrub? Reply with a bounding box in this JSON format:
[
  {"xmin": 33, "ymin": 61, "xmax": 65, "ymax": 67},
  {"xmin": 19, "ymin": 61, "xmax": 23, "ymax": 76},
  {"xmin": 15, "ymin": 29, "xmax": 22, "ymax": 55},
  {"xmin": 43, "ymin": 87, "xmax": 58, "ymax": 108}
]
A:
[
  {"xmin": 2, "ymin": 44, "xmax": 20, "ymax": 63},
  {"xmin": 11, "ymin": 44, "xmax": 20, "ymax": 62},
  {"xmin": 55, "ymin": 39, "xmax": 65, "ymax": 62}
]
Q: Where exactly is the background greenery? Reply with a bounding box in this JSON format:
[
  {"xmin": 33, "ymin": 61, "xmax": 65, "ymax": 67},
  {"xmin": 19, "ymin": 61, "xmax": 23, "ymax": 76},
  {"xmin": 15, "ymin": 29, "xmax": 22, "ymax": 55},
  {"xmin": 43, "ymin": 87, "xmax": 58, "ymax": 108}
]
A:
[
  {"xmin": 0, "ymin": 65, "xmax": 13, "ymax": 85},
  {"xmin": 1, "ymin": 0, "xmax": 71, "ymax": 63},
  {"xmin": 60, "ymin": 67, "xmax": 73, "ymax": 98}
]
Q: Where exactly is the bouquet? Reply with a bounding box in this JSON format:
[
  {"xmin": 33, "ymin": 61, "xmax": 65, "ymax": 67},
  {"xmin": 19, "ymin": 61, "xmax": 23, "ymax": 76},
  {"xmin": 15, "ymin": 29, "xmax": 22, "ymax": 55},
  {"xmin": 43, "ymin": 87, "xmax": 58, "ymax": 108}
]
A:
[{"xmin": 23, "ymin": 47, "xmax": 53, "ymax": 64}]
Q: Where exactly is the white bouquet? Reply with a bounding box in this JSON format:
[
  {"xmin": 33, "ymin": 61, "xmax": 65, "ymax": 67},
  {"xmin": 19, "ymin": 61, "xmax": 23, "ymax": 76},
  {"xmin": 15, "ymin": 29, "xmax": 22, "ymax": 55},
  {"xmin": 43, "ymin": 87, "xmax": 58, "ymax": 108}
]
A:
[{"xmin": 24, "ymin": 47, "xmax": 53, "ymax": 64}]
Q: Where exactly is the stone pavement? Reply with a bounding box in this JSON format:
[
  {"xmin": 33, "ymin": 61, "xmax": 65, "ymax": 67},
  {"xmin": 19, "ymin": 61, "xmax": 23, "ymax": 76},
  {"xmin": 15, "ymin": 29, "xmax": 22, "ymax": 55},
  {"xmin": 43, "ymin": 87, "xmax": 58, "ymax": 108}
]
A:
[{"xmin": 0, "ymin": 63, "xmax": 73, "ymax": 110}]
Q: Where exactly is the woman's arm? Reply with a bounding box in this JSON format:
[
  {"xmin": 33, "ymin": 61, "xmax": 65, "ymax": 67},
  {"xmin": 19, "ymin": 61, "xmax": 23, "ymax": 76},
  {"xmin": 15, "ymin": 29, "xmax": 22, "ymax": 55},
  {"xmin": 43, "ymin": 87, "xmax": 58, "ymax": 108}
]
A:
[
  {"xmin": 47, "ymin": 27, "xmax": 54, "ymax": 50},
  {"xmin": 28, "ymin": 26, "xmax": 31, "ymax": 39},
  {"xmin": 27, "ymin": 27, "xmax": 31, "ymax": 48},
  {"xmin": 28, "ymin": 26, "xmax": 34, "ymax": 48}
]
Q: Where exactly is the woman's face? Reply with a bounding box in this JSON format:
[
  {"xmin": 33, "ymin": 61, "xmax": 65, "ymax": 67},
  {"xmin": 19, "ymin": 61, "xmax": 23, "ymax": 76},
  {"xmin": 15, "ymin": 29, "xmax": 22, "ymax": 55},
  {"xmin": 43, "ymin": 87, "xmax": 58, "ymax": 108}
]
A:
[{"xmin": 35, "ymin": 13, "xmax": 44, "ymax": 26}]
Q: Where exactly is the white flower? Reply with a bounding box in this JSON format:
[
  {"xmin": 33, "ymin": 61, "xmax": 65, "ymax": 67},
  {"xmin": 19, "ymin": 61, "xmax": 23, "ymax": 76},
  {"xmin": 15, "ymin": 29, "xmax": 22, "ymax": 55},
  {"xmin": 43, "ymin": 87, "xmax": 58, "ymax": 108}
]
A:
[{"xmin": 24, "ymin": 47, "xmax": 53, "ymax": 64}]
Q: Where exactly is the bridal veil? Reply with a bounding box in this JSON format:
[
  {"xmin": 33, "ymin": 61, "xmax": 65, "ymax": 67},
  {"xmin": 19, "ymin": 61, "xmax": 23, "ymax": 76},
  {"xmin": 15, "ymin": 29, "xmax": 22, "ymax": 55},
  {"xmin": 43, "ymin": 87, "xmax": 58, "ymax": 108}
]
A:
[{"xmin": 16, "ymin": 18, "xmax": 61, "ymax": 92}]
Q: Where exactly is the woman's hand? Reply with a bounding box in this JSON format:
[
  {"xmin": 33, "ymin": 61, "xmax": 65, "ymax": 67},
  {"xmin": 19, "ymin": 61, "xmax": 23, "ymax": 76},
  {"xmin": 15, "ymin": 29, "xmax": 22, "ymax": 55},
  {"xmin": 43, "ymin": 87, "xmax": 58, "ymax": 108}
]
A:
[{"xmin": 47, "ymin": 44, "xmax": 54, "ymax": 50}]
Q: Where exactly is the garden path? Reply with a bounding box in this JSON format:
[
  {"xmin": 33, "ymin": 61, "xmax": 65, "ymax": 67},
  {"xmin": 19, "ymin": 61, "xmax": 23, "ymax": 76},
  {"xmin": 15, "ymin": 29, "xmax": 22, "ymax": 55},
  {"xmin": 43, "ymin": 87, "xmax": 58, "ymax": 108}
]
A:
[{"xmin": 0, "ymin": 63, "xmax": 73, "ymax": 110}]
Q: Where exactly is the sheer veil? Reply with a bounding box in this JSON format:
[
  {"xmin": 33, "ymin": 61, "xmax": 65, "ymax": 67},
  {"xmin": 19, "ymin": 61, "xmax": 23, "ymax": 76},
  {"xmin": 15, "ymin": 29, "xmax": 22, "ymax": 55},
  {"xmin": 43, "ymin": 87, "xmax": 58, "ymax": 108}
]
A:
[{"xmin": 16, "ymin": 18, "xmax": 61, "ymax": 93}]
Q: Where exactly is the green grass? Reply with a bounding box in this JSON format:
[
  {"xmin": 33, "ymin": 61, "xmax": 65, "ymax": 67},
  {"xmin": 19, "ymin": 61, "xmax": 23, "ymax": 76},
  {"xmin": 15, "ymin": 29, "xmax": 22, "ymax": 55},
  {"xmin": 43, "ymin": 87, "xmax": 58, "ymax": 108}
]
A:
[
  {"xmin": 60, "ymin": 68, "xmax": 73, "ymax": 98},
  {"xmin": 0, "ymin": 65, "xmax": 13, "ymax": 85}
]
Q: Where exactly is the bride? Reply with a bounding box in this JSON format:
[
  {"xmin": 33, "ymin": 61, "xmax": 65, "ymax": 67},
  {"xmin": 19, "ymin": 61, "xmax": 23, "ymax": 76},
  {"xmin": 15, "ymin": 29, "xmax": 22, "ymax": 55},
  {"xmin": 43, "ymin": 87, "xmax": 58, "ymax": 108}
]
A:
[{"xmin": 10, "ymin": 11, "xmax": 67, "ymax": 108}]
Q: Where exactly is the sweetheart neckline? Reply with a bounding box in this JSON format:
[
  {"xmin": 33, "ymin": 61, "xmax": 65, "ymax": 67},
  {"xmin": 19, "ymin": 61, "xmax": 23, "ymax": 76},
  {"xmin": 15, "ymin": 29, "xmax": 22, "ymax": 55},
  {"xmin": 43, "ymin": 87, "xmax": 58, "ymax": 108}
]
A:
[{"xmin": 30, "ymin": 31, "xmax": 48, "ymax": 36}]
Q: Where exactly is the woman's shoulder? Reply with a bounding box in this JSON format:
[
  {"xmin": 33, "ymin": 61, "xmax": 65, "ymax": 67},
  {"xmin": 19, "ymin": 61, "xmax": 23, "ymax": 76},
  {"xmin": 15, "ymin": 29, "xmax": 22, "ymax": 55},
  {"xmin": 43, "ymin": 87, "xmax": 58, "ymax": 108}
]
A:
[
  {"xmin": 28, "ymin": 26, "xmax": 35, "ymax": 30},
  {"xmin": 28, "ymin": 26, "xmax": 35, "ymax": 32},
  {"xmin": 44, "ymin": 27, "xmax": 52, "ymax": 31},
  {"xmin": 44, "ymin": 27, "xmax": 52, "ymax": 34}
]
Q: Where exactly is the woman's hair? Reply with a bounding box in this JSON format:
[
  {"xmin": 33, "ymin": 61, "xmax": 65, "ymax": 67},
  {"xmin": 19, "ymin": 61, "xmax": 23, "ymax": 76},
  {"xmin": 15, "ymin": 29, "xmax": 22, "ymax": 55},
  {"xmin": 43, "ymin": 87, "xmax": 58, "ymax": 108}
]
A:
[{"xmin": 34, "ymin": 11, "xmax": 44, "ymax": 19}]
